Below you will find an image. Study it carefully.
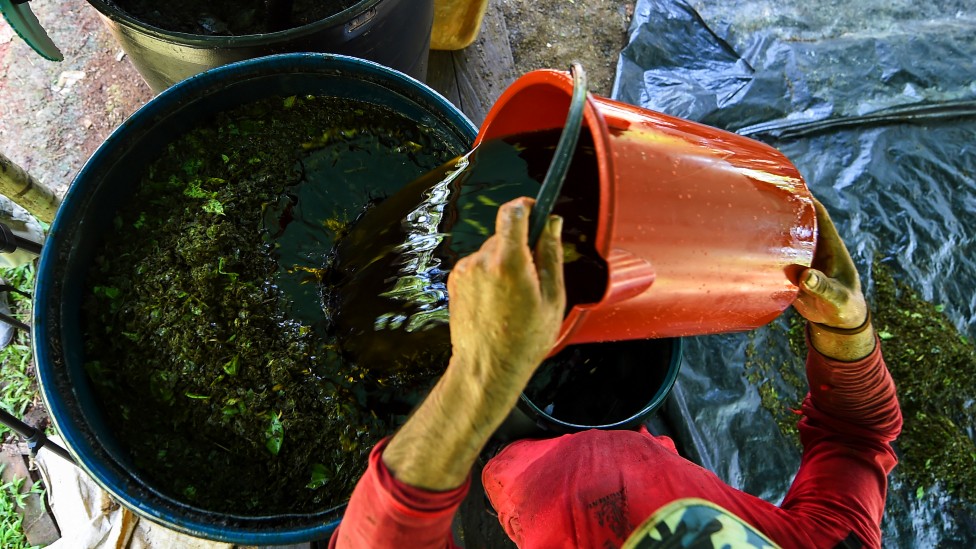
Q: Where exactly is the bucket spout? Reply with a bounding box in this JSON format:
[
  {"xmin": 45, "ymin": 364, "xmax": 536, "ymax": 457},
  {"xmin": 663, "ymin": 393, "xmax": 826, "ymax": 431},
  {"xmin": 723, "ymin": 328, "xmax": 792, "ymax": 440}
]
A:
[{"xmin": 602, "ymin": 249, "xmax": 656, "ymax": 306}]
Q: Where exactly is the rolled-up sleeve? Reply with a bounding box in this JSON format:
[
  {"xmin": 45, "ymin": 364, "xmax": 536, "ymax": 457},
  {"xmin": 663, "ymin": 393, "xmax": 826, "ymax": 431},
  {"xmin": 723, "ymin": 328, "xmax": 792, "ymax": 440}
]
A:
[
  {"xmin": 779, "ymin": 335, "xmax": 903, "ymax": 549},
  {"xmin": 329, "ymin": 438, "xmax": 469, "ymax": 549}
]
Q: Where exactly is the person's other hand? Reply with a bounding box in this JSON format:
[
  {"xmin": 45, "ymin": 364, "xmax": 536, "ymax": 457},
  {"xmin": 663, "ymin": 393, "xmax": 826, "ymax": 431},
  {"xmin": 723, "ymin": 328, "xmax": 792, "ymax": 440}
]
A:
[
  {"xmin": 447, "ymin": 197, "xmax": 566, "ymax": 387},
  {"xmin": 793, "ymin": 199, "xmax": 876, "ymax": 361},
  {"xmin": 793, "ymin": 199, "xmax": 868, "ymax": 329}
]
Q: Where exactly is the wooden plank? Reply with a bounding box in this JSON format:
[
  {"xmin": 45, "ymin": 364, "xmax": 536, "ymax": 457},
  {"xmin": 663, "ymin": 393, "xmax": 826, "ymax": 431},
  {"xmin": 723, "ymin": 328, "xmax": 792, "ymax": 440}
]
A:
[
  {"xmin": 427, "ymin": 51, "xmax": 462, "ymax": 110},
  {"xmin": 450, "ymin": 0, "xmax": 518, "ymax": 126},
  {"xmin": 426, "ymin": 0, "xmax": 518, "ymax": 127}
]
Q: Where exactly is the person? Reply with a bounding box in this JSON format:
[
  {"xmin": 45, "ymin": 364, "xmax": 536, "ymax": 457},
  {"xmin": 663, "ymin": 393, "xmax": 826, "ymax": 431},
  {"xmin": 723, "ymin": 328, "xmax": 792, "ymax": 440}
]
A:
[{"xmin": 329, "ymin": 196, "xmax": 902, "ymax": 549}]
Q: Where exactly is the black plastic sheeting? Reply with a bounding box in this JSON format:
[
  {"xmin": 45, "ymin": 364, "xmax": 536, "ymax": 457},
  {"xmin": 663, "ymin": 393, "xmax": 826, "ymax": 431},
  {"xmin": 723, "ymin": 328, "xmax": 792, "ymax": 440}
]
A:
[{"xmin": 613, "ymin": 1, "xmax": 976, "ymax": 546}]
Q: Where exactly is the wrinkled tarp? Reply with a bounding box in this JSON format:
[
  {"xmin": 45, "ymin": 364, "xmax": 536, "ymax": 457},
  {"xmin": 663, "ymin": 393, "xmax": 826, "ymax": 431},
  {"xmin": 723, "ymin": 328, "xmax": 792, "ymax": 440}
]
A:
[{"xmin": 613, "ymin": 1, "xmax": 976, "ymax": 546}]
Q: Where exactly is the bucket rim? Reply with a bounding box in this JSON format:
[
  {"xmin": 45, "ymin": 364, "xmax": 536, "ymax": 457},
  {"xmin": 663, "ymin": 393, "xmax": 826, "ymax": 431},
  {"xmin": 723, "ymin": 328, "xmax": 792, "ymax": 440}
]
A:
[
  {"xmin": 473, "ymin": 68, "xmax": 617, "ymax": 355},
  {"xmin": 32, "ymin": 52, "xmax": 477, "ymax": 544},
  {"xmin": 518, "ymin": 337, "xmax": 683, "ymax": 432},
  {"xmin": 52, "ymin": 51, "xmax": 475, "ymax": 244},
  {"xmin": 86, "ymin": 0, "xmax": 389, "ymax": 46}
]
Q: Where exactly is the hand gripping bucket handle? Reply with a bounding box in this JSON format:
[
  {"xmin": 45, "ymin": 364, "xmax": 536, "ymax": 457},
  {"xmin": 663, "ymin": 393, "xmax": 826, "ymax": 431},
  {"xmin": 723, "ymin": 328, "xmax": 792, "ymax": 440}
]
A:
[{"xmin": 527, "ymin": 63, "xmax": 588, "ymax": 247}]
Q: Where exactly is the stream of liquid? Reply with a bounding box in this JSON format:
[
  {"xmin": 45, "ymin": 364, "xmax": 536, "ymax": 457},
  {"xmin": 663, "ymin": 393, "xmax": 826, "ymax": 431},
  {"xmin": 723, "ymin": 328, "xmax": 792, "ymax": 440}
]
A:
[
  {"xmin": 324, "ymin": 128, "xmax": 609, "ymax": 373},
  {"xmin": 260, "ymin": 122, "xmax": 672, "ymax": 432}
]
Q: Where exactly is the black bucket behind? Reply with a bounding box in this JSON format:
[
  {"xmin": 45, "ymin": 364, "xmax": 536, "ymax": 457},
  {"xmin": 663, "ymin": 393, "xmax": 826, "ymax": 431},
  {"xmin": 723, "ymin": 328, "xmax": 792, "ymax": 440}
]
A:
[
  {"xmin": 87, "ymin": 0, "xmax": 434, "ymax": 91},
  {"xmin": 498, "ymin": 337, "xmax": 683, "ymax": 439}
]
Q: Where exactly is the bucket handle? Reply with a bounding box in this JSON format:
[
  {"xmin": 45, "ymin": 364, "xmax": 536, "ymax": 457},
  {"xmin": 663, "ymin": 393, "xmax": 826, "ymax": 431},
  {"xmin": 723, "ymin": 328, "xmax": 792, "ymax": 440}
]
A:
[{"xmin": 527, "ymin": 63, "xmax": 588, "ymax": 247}]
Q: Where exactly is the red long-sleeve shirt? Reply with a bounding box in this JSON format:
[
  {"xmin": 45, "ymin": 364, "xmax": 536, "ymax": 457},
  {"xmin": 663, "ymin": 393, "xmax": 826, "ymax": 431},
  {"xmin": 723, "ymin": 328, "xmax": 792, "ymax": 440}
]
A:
[{"xmin": 331, "ymin": 337, "xmax": 901, "ymax": 548}]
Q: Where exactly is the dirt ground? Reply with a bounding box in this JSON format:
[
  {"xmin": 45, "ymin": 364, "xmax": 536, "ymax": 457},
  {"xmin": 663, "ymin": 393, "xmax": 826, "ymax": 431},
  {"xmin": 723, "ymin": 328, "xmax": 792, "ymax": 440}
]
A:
[
  {"xmin": 0, "ymin": 0, "xmax": 631, "ymax": 200},
  {"xmin": 0, "ymin": 0, "xmax": 153, "ymax": 199},
  {"xmin": 499, "ymin": 0, "xmax": 633, "ymax": 96}
]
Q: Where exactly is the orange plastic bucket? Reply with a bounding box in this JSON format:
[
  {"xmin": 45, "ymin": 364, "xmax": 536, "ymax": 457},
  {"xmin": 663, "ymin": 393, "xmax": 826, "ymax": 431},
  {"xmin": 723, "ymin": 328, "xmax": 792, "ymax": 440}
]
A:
[{"xmin": 474, "ymin": 69, "xmax": 817, "ymax": 353}]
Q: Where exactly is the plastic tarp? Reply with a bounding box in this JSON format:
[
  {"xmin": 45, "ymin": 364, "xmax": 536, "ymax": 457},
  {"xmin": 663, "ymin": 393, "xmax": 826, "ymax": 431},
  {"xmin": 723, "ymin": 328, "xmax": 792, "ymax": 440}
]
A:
[{"xmin": 613, "ymin": 0, "xmax": 976, "ymax": 545}]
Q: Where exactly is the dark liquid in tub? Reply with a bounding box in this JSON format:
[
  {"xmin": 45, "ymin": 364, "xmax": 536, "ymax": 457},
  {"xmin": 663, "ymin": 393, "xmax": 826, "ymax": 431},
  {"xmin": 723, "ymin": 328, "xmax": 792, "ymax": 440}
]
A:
[{"xmin": 329, "ymin": 128, "xmax": 609, "ymax": 373}]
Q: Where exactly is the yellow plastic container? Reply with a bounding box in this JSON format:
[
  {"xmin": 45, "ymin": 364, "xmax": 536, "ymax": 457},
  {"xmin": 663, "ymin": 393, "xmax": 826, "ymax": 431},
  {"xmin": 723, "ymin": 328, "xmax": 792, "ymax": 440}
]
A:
[{"xmin": 431, "ymin": 0, "xmax": 490, "ymax": 50}]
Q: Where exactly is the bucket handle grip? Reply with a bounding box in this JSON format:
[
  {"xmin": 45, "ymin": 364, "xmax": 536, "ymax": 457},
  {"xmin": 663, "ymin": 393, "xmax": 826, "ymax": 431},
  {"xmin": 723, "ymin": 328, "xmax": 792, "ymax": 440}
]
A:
[{"xmin": 527, "ymin": 63, "xmax": 588, "ymax": 247}]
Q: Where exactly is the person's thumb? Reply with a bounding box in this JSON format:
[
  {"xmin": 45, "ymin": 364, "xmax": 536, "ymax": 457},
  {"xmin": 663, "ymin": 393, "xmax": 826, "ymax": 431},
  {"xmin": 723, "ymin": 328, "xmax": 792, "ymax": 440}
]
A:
[
  {"xmin": 800, "ymin": 267, "xmax": 851, "ymax": 312},
  {"xmin": 801, "ymin": 269, "xmax": 829, "ymax": 297}
]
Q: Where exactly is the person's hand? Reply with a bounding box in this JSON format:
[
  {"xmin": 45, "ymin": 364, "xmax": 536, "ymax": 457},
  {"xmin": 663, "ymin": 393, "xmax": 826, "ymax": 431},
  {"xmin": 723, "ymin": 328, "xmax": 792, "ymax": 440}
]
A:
[
  {"xmin": 793, "ymin": 199, "xmax": 876, "ymax": 361},
  {"xmin": 447, "ymin": 197, "xmax": 566, "ymax": 388},
  {"xmin": 381, "ymin": 197, "xmax": 564, "ymax": 491},
  {"xmin": 793, "ymin": 199, "xmax": 868, "ymax": 328}
]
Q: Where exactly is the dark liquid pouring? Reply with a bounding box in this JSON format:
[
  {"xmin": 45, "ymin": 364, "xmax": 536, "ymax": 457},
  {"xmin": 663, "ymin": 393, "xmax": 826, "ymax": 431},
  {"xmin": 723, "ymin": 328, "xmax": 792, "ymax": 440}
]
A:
[{"xmin": 327, "ymin": 128, "xmax": 609, "ymax": 373}]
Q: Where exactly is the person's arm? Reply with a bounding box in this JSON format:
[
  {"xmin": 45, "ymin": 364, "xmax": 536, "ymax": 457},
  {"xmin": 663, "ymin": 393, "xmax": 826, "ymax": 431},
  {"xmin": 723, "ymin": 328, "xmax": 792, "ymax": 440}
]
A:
[
  {"xmin": 331, "ymin": 198, "xmax": 565, "ymax": 548},
  {"xmin": 383, "ymin": 197, "xmax": 564, "ymax": 489},
  {"xmin": 792, "ymin": 199, "xmax": 900, "ymax": 432},
  {"xmin": 778, "ymin": 199, "xmax": 902, "ymax": 548}
]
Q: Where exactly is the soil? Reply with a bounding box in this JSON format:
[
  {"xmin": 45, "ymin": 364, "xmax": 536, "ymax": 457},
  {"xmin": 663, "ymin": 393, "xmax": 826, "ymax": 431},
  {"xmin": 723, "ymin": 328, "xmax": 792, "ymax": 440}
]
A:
[
  {"xmin": 107, "ymin": 0, "xmax": 358, "ymax": 35},
  {"xmin": 81, "ymin": 94, "xmax": 460, "ymax": 514},
  {"xmin": 499, "ymin": 0, "xmax": 633, "ymax": 97},
  {"xmin": 0, "ymin": 0, "xmax": 153, "ymax": 201}
]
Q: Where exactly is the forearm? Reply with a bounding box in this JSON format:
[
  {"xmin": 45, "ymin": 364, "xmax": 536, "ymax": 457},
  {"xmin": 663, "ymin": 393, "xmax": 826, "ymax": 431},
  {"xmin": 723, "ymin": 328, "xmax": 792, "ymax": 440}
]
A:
[
  {"xmin": 805, "ymin": 331, "xmax": 901, "ymax": 434},
  {"xmin": 330, "ymin": 438, "xmax": 467, "ymax": 549},
  {"xmin": 781, "ymin": 336, "xmax": 901, "ymax": 548},
  {"xmin": 382, "ymin": 352, "xmax": 530, "ymax": 491},
  {"xmin": 382, "ymin": 199, "xmax": 563, "ymax": 491}
]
